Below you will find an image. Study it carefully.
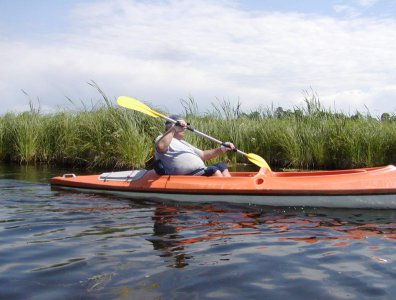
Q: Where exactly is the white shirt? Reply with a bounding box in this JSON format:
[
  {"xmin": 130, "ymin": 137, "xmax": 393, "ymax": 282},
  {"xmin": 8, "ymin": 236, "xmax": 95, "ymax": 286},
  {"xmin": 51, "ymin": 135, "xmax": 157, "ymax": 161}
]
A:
[{"xmin": 154, "ymin": 136, "xmax": 205, "ymax": 174}]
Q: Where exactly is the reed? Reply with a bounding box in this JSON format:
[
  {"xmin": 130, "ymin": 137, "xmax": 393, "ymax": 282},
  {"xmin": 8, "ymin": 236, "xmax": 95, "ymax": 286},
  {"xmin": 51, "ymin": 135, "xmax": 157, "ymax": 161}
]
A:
[
  {"xmin": 9, "ymin": 112, "xmax": 41, "ymax": 163},
  {"xmin": 1, "ymin": 91, "xmax": 396, "ymax": 170}
]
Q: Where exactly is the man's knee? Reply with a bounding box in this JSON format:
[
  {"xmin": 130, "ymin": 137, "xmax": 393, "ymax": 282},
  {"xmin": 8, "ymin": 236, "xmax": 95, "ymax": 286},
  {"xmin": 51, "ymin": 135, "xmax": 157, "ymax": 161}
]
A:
[{"xmin": 212, "ymin": 170, "xmax": 223, "ymax": 177}]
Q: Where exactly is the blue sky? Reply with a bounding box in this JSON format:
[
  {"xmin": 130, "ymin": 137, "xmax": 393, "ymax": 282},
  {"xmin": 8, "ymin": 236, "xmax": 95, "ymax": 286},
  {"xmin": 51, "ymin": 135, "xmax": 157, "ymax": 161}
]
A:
[
  {"xmin": 1, "ymin": 0, "xmax": 396, "ymax": 115},
  {"xmin": 1, "ymin": 1, "xmax": 71, "ymax": 37}
]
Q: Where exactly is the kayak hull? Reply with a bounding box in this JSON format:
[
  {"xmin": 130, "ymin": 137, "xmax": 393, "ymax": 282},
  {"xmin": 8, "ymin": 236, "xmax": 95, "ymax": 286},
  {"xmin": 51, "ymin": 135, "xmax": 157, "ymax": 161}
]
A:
[
  {"xmin": 50, "ymin": 186, "xmax": 396, "ymax": 209},
  {"xmin": 50, "ymin": 165, "xmax": 396, "ymax": 209}
]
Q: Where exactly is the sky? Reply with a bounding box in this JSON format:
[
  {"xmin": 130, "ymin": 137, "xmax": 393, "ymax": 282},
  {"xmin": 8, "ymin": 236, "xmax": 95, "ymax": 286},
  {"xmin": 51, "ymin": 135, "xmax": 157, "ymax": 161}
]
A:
[{"xmin": 1, "ymin": 0, "xmax": 396, "ymax": 116}]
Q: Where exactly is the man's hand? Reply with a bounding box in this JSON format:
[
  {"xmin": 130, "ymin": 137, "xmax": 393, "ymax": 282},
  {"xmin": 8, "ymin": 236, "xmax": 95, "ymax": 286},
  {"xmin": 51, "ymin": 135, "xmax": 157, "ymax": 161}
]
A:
[
  {"xmin": 173, "ymin": 119, "xmax": 187, "ymax": 132},
  {"xmin": 220, "ymin": 142, "xmax": 235, "ymax": 153}
]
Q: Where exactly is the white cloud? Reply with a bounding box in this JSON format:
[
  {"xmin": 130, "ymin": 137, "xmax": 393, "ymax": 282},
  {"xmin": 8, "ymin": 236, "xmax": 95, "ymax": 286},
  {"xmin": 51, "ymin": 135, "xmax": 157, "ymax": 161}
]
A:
[
  {"xmin": 334, "ymin": 0, "xmax": 380, "ymax": 18},
  {"xmin": 1, "ymin": 0, "xmax": 396, "ymax": 116},
  {"xmin": 333, "ymin": 5, "xmax": 360, "ymax": 17},
  {"xmin": 357, "ymin": 0, "xmax": 379, "ymax": 7}
]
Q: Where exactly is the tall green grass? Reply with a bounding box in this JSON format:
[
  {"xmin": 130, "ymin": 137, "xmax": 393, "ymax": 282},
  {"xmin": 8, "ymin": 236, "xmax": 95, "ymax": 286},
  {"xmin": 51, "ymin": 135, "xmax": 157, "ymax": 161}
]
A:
[{"xmin": 2, "ymin": 91, "xmax": 396, "ymax": 170}]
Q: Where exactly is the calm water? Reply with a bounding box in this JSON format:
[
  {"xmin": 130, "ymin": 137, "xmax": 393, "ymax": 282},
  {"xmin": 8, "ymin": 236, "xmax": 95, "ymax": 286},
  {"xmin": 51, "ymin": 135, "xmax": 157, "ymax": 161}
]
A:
[{"xmin": 1, "ymin": 164, "xmax": 396, "ymax": 299}]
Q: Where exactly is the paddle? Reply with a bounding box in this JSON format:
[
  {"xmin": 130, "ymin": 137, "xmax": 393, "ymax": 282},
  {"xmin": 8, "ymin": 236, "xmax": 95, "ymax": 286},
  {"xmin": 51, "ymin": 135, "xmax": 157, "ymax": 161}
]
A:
[{"xmin": 117, "ymin": 96, "xmax": 272, "ymax": 171}]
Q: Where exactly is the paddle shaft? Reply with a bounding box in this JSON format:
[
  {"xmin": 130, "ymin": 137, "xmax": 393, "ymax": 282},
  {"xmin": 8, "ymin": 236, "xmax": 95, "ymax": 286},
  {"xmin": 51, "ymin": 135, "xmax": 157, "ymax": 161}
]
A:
[
  {"xmin": 188, "ymin": 126, "xmax": 240, "ymax": 154},
  {"xmin": 165, "ymin": 117, "xmax": 240, "ymax": 154}
]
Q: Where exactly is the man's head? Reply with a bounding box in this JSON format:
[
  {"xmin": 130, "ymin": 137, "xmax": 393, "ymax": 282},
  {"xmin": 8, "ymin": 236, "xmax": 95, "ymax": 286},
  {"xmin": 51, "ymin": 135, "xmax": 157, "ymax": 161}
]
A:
[
  {"xmin": 165, "ymin": 115, "xmax": 182, "ymax": 127},
  {"xmin": 165, "ymin": 115, "xmax": 187, "ymax": 139}
]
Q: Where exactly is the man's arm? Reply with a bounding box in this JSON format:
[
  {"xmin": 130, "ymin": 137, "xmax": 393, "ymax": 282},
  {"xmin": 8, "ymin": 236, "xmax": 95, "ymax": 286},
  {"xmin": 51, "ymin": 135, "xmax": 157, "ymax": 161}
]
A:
[
  {"xmin": 201, "ymin": 147, "xmax": 225, "ymax": 161},
  {"xmin": 201, "ymin": 142, "xmax": 235, "ymax": 161},
  {"xmin": 155, "ymin": 120, "xmax": 187, "ymax": 153},
  {"xmin": 155, "ymin": 127, "xmax": 176, "ymax": 153}
]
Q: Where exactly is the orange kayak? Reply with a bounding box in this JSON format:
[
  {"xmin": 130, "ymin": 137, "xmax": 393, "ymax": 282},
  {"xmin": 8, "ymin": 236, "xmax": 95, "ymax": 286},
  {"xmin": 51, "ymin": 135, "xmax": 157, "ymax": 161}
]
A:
[{"xmin": 50, "ymin": 165, "xmax": 396, "ymax": 209}]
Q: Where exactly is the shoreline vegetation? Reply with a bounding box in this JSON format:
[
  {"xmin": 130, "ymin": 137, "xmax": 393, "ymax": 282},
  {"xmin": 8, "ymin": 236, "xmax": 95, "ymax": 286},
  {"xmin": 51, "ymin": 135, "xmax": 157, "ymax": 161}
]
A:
[{"xmin": 2, "ymin": 90, "xmax": 396, "ymax": 171}]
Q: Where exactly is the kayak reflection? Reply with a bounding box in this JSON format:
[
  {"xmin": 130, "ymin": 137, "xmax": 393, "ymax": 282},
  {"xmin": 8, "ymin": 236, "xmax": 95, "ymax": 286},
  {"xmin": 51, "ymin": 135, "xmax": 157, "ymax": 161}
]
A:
[{"xmin": 146, "ymin": 204, "xmax": 396, "ymax": 268}]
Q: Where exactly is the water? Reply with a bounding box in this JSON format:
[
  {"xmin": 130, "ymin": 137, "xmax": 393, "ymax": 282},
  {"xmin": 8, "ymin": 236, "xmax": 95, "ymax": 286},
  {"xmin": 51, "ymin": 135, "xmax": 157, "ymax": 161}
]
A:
[{"xmin": 1, "ymin": 164, "xmax": 396, "ymax": 299}]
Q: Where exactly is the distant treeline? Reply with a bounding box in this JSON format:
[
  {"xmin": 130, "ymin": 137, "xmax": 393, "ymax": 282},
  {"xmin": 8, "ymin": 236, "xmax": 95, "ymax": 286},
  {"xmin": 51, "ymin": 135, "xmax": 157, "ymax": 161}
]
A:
[{"xmin": 1, "ymin": 93, "xmax": 396, "ymax": 170}]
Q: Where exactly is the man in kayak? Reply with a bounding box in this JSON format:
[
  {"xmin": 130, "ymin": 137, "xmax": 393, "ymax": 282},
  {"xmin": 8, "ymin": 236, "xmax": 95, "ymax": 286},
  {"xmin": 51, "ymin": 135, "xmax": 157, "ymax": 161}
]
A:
[{"xmin": 154, "ymin": 115, "xmax": 235, "ymax": 176}]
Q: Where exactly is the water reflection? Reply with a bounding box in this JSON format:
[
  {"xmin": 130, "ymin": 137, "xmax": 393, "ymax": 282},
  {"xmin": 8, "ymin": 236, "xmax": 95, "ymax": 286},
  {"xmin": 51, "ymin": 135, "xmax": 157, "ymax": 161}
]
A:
[
  {"xmin": 0, "ymin": 162, "xmax": 88, "ymax": 183},
  {"xmin": 146, "ymin": 203, "xmax": 396, "ymax": 269}
]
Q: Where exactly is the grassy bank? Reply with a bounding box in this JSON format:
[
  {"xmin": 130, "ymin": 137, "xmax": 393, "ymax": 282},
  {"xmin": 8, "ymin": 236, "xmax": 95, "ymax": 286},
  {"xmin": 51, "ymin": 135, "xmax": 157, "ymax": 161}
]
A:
[{"xmin": 2, "ymin": 94, "xmax": 396, "ymax": 170}]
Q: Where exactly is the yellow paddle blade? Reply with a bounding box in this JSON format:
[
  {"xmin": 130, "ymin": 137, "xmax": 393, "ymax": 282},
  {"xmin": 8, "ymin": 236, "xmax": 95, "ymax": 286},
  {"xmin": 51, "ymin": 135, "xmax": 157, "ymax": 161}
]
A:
[
  {"xmin": 246, "ymin": 153, "xmax": 272, "ymax": 171},
  {"xmin": 117, "ymin": 96, "xmax": 165, "ymax": 119}
]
